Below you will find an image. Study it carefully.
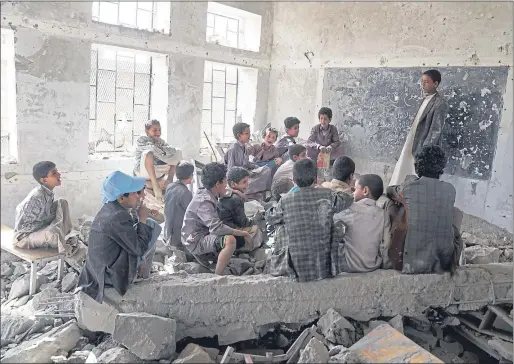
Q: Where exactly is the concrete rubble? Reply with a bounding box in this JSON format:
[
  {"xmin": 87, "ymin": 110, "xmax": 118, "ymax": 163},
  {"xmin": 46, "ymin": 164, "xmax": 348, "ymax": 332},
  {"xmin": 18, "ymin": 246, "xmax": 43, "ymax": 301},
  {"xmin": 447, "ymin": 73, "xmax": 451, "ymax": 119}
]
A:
[
  {"xmin": 317, "ymin": 308, "xmax": 356, "ymax": 346},
  {"xmin": 464, "ymin": 246, "xmax": 502, "ymax": 264},
  {"xmin": 173, "ymin": 343, "xmax": 214, "ymax": 364},
  {"xmin": 298, "ymin": 337, "xmax": 330, "ymax": 363},
  {"xmin": 113, "ymin": 312, "xmax": 176, "ymax": 360}
]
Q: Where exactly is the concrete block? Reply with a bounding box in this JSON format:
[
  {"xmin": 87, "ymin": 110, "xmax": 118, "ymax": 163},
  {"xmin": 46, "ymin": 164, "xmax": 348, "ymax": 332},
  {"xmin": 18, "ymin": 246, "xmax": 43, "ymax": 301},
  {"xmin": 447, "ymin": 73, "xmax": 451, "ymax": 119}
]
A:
[
  {"xmin": 61, "ymin": 272, "xmax": 78, "ymax": 293},
  {"xmin": 317, "ymin": 308, "xmax": 355, "ymax": 346},
  {"xmin": 96, "ymin": 347, "xmax": 143, "ymax": 363},
  {"xmin": 464, "ymin": 246, "xmax": 501, "ymax": 264},
  {"xmin": 103, "ymin": 264, "xmax": 513, "ymax": 344},
  {"xmin": 298, "ymin": 338, "xmax": 329, "ymax": 364},
  {"xmin": 173, "ymin": 343, "xmax": 213, "ymax": 364},
  {"xmin": 1, "ymin": 320, "xmax": 81, "ymax": 363},
  {"xmin": 439, "ymin": 340, "xmax": 464, "ymax": 356},
  {"xmin": 113, "ymin": 312, "xmax": 176, "ymax": 360},
  {"xmin": 75, "ymin": 291, "xmax": 118, "ymax": 334},
  {"xmin": 388, "ymin": 315, "xmax": 404, "ymax": 334},
  {"xmin": 346, "ymin": 324, "xmax": 443, "ymax": 363},
  {"xmin": 8, "ymin": 273, "xmax": 48, "ymax": 300}
]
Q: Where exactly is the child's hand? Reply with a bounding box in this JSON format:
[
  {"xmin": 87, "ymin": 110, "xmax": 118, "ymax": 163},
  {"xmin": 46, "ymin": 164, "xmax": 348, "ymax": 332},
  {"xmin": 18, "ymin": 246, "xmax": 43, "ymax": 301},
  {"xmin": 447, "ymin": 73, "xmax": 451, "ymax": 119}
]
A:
[{"xmin": 274, "ymin": 158, "xmax": 282, "ymax": 165}]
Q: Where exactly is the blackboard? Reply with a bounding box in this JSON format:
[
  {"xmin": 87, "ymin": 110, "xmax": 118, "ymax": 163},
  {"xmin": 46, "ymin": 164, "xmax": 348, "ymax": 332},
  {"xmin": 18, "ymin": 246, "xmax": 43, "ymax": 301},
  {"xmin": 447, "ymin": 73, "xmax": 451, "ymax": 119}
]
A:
[{"xmin": 322, "ymin": 67, "xmax": 509, "ymax": 180}]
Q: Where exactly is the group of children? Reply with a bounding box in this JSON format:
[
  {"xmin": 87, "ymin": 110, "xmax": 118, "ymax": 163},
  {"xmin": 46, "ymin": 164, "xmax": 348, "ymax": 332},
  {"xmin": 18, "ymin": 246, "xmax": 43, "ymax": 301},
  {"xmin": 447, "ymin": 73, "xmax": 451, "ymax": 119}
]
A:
[{"xmin": 11, "ymin": 109, "xmax": 462, "ymax": 303}]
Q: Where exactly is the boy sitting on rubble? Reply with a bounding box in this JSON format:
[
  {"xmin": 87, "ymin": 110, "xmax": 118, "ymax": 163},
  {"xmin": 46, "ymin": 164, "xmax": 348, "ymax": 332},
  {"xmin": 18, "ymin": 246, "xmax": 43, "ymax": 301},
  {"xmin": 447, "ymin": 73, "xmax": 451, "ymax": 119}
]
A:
[
  {"xmin": 134, "ymin": 119, "xmax": 183, "ymax": 201},
  {"xmin": 321, "ymin": 156, "xmax": 356, "ymax": 194},
  {"xmin": 13, "ymin": 161, "xmax": 73, "ymax": 254},
  {"xmin": 164, "ymin": 161, "xmax": 194, "ymax": 253},
  {"xmin": 181, "ymin": 162, "xmax": 251, "ymax": 275},
  {"xmin": 250, "ymin": 127, "xmax": 282, "ymax": 170},
  {"xmin": 218, "ymin": 167, "xmax": 263, "ymax": 252},
  {"xmin": 77, "ymin": 171, "xmax": 162, "ymax": 303},
  {"xmin": 225, "ymin": 122, "xmax": 272, "ymax": 200},
  {"xmin": 335, "ymin": 174, "xmax": 389, "ymax": 273},
  {"xmin": 386, "ymin": 145, "xmax": 463, "ymax": 274},
  {"xmin": 265, "ymin": 159, "xmax": 353, "ymax": 282}
]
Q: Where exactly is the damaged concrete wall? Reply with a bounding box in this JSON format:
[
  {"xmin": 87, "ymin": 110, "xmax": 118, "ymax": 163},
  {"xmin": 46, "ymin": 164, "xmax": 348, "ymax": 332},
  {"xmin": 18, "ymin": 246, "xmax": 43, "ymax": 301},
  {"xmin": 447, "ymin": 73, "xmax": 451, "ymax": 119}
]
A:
[
  {"xmin": 0, "ymin": 1, "xmax": 272, "ymax": 225},
  {"xmin": 268, "ymin": 2, "xmax": 513, "ymax": 232},
  {"xmin": 103, "ymin": 264, "xmax": 513, "ymax": 345}
]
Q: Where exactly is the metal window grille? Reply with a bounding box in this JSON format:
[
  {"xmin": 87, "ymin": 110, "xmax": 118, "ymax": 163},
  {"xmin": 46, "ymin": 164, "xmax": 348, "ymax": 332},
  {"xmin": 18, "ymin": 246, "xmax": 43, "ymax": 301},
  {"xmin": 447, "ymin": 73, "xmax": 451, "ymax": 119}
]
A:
[
  {"xmin": 89, "ymin": 47, "xmax": 152, "ymax": 153},
  {"xmin": 92, "ymin": 1, "xmax": 156, "ymax": 32},
  {"xmin": 201, "ymin": 62, "xmax": 239, "ymax": 156},
  {"xmin": 206, "ymin": 12, "xmax": 240, "ymax": 48}
]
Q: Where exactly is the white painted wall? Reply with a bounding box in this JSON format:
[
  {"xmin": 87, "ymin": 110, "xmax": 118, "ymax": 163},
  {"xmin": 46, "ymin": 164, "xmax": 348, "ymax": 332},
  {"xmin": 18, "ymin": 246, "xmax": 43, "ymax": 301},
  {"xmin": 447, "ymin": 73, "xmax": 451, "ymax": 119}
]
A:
[{"xmin": 268, "ymin": 2, "xmax": 513, "ymax": 232}]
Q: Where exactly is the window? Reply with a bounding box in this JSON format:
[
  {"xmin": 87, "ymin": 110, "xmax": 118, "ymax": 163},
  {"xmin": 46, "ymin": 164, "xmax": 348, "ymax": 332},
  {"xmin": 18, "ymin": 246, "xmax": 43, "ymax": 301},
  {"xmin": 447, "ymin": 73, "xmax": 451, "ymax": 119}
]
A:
[
  {"xmin": 89, "ymin": 44, "xmax": 168, "ymax": 154},
  {"xmin": 201, "ymin": 61, "xmax": 258, "ymax": 158},
  {"xmin": 206, "ymin": 12, "xmax": 240, "ymax": 49},
  {"xmin": 206, "ymin": 2, "xmax": 262, "ymax": 52},
  {"xmin": 92, "ymin": 1, "xmax": 171, "ymax": 34},
  {"xmin": 1, "ymin": 28, "xmax": 17, "ymax": 164}
]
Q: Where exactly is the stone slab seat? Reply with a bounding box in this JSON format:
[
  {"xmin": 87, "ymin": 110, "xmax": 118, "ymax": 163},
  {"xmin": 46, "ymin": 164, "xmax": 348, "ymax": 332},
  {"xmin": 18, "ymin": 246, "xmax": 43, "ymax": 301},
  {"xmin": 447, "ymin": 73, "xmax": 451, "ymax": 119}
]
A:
[
  {"xmin": 1, "ymin": 224, "xmax": 64, "ymax": 296},
  {"xmin": 103, "ymin": 263, "xmax": 513, "ymax": 346}
]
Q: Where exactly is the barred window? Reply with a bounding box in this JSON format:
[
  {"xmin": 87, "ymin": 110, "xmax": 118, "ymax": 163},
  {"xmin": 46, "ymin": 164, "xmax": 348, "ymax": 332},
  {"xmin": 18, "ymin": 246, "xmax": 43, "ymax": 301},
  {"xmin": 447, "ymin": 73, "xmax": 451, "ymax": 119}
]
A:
[
  {"xmin": 201, "ymin": 61, "xmax": 239, "ymax": 156},
  {"xmin": 92, "ymin": 1, "xmax": 171, "ymax": 34},
  {"xmin": 89, "ymin": 45, "xmax": 152, "ymax": 154},
  {"xmin": 206, "ymin": 12, "xmax": 240, "ymax": 49}
]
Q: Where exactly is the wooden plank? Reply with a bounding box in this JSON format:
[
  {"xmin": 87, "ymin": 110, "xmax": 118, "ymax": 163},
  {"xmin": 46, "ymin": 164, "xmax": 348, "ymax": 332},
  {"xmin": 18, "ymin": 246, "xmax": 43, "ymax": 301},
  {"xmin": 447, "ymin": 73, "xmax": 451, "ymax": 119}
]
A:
[
  {"xmin": 1, "ymin": 225, "xmax": 62, "ymax": 262},
  {"xmin": 243, "ymin": 354, "xmax": 254, "ymax": 364}
]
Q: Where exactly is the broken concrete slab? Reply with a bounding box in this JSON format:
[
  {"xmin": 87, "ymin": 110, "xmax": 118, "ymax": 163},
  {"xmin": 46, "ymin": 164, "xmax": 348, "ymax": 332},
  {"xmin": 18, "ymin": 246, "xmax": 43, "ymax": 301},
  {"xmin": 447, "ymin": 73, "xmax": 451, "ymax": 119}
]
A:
[
  {"xmin": 1, "ymin": 320, "xmax": 82, "ymax": 363},
  {"xmin": 1, "ymin": 262, "xmax": 13, "ymax": 277},
  {"xmin": 103, "ymin": 264, "xmax": 513, "ymax": 344},
  {"xmin": 51, "ymin": 350, "xmax": 90, "ymax": 363},
  {"xmin": 488, "ymin": 339, "xmax": 513, "ymax": 361},
  {"xmin": 317, "ymin": 308, "xmax": 356, "ymax": 346},
  {"xmin": 96, "ymin": 347, "xmax": 143, "ymax": 363},
  {"xmin": 173, "ymin": 343, "xmax": 213, "ymax": 364},
  {"xmin": 298, "ymin": 337, "xmax": 329, "ymax": 364},
  {"xmin": 346, "ymin": 324, "xmax": 443, "ymax": 363},
  {"xmin": 75, "ymin": 291, "xmax": 118, "ymax": 334},
  {"xmin": 1, "ymin": 315, "xmax": 34, "ymax": 342},
  {"xmin": 113, "ymin": 312, "xmax": 176, "ymax": 360},
  {"xmin": 388, "ymin": 315, "xmax": 404, "ymax": 334},
  {"xmin": 8, "ymin": 273, "xmax": 48, "ymax": 300},
  {"xmin": 464, "ymin": 246, "xmax": 501, "ymax": 264},
  {"xmin": 91, "ymin": 335, "xmax": 118, "ymax": 357},
  {"xmin": 61, "ymin": 272, "xmax": 78, "ymax": 293},
  {"xmin": 328, "ymin": 345, "xmax": 348, "ymax": 356}
]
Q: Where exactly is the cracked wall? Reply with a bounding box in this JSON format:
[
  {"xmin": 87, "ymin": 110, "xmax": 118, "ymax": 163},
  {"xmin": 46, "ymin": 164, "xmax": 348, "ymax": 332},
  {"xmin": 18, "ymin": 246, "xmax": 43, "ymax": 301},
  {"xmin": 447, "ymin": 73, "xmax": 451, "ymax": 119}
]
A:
[{"xmin": 267, "ymin": 2, "xmax": 514, "ymax": 233}]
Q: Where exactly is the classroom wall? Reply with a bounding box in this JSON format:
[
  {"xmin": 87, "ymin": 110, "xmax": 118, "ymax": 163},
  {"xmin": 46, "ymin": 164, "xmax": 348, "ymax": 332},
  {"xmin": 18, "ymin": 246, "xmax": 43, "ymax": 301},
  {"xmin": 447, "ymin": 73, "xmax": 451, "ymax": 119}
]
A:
[
  {"xmin": 0, "ymin": 1, "xmax": 273, "ymax": 226},
  {"xmin": 268, "ymin": 2, "xmax": 514, "ymax": 233}
]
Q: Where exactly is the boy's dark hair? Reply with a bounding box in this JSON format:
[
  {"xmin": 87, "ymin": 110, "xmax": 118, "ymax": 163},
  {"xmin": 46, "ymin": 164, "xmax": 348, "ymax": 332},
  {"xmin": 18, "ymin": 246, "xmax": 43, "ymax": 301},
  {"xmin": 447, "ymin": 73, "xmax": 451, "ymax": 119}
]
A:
[
  {"xmin": 284, "ymin": 117, "xmax": 300, "ymax": 130},
  {"xmin": 232, "ymin": 122, "xmax": 250, "ymax": 140},
  {"xmin": 414, "ymin": 145, "xmax": 447, "ymax": 179},
  {"xmin": 201, "ymin": 162, "xmax": 227, "ymax": 189},
  {"xmin": 422, "ymin": 69, "xmax": 442, "ymax": 84},
  {"xmin": 271, "ymin": 178, "xmax": 294, "ymax": 201},
  {"xmin": 293, "ymin": 159, "xmax": 317, "ymax": 187},
  {"xmin": 318, "ymin": 107, "xmax": 332, "ymax": 120},
  {"xmin": 176, "ymin": 161, "xmax": 194, "ymax": 180},
  {"xmin": 332, "ymin": 156, "xmax": 355, "ymax": 182},
  {"xmin": 288, "ymin": 144, "xmax": 306, "ymax": 160},
  {"xmin": 33, "ymin": 161, "xmax": 56, "ymax": 183},
  {"xmin": 227, "ymin": 166, "xmax": 249, "ymax": 184},
  {"xmin": 144, "ymin": 119, "xmax": 160, "ymax": 131},
  {"xmin": 262, "ymin": 127, "xmax": 279, "ymax": 139},
  {"xmin": 357, "ymin": 174, "xmax": 384, "ymax": 200}
]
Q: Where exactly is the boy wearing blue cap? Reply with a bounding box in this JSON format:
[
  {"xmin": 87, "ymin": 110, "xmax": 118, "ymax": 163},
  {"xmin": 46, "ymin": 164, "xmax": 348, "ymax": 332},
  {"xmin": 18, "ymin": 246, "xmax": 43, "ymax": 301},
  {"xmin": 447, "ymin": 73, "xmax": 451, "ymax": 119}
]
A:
[
  {"xmin": 181, "ymin": 162, "xmax": 250, "ymax": 275},
  {"xmin": 77, "ymin": 171, "xmax": 162, "ymax": 303}
]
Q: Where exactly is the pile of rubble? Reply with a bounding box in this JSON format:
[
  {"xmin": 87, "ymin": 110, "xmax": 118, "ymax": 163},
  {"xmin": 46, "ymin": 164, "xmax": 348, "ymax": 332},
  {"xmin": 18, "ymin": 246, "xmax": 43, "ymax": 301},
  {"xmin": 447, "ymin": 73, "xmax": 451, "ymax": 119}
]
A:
[{"xmin": 462, "ymin": 232, "xmax": 513, "ymax": 264}]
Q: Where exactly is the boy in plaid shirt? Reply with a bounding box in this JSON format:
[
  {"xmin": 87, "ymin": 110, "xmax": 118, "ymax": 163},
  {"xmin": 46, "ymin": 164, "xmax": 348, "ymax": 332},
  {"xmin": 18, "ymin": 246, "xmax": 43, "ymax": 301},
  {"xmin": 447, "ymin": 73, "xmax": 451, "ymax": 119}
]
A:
[{"xmin": 265, "ymin": 159, "xmax": 353, "ymax": 282}]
